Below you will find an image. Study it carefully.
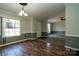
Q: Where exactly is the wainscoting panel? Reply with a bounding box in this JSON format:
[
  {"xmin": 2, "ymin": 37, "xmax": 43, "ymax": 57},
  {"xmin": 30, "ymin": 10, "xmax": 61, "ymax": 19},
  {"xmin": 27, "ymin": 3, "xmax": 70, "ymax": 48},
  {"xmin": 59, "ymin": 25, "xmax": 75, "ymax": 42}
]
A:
[
  {"xmin": 65, "ymin": 36, "xmax": 79, "ymax": 50},
  {"xmin": 21, "ymin": 33, "xmax": 37, "ymax": 39},
  {"xmin": 51, "ymin": 31, "xmax": 65, "ymax": 35},
  {"xmin": 42, "ymin": 32, "xmax": 48, "ymax": 37},
  {"xmin": 0, "ymin": 35, "xmax": 3, "ymax": 45},
  {"xmin": 0, "ymin": 33, "xmax": 37, "ymax": 44}
]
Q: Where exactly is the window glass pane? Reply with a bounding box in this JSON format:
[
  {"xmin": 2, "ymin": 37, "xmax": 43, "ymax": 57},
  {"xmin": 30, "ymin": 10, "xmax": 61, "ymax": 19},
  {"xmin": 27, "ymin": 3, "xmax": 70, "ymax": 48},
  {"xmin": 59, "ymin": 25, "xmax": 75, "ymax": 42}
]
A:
[
  {"xmin": 3, "ymin": 18, "xmax": 20, "ymax": 37},
  {"xmin": 15, "ymin": 20, "xmax": 20, "ymax": 28}
]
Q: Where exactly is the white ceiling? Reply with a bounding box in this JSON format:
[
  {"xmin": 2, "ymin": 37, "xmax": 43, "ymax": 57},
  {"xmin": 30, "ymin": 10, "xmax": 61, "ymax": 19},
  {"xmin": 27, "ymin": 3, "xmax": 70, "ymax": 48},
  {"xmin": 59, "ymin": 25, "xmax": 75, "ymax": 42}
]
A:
[{"xmin": 0, "ymin": 3, "xmax": 65, "ymax": 19}]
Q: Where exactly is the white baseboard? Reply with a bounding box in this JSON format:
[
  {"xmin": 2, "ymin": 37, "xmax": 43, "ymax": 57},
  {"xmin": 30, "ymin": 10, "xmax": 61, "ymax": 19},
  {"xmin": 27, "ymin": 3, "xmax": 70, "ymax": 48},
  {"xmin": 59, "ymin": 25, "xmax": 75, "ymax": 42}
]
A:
[
  {"xmin": 65, "ymin": 34, "xmax": 79, "ymax": 37},
  {"xmin": 65, "ymin": 45, "xmax": 79, "ymax": 51},
  {"xmin": 0, "ymin": 38, "xmax": 36, "ymax": 47}
]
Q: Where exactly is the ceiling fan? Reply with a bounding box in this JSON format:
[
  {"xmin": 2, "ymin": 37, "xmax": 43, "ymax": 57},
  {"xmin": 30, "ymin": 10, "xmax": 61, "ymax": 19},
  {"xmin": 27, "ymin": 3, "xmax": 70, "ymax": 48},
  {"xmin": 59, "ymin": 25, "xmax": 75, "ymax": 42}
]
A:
[{"xmin": 19, "ymin": 3, "xmax": 27, "ymax": 6}]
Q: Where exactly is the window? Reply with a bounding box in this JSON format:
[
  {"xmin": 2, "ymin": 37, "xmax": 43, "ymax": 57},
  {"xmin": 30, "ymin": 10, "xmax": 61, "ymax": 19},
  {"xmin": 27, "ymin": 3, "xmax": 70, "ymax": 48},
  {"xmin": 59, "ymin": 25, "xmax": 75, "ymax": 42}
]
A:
[
  {"xmin": 47, "ymin": 23, "xmax": 51, "ymax": 33},
  {"xmin": 3, "ymin": 18, "xmax": 20, "ymax": 37}
]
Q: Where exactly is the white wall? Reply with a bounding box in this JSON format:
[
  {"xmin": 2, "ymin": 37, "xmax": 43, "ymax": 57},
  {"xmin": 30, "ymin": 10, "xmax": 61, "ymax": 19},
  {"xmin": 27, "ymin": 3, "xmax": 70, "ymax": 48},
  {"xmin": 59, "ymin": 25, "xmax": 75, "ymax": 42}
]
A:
[
  {"xmin": 65, "ymin": 3, "xmax": 79, "ymax": 49},
  {"xmin": 31, "ymin": 18, "xmax": 45, "ymax": 37},
  {"xmin": 20, "ymin": 17, "xmax": 33, "ymax": 33},
  {"xmin": 48, "ymin": 12, "xmax": 65, "ymax": 23},
  {"xmin": 48, "ymin": 12, "xmax": 65, "ymax": 32},
  {"xmin": 0, "ymin": 18, "xmax": 1, "ymax": 35},
  {"xmin": 37, "ymin": 22, "xmax": 41, "ymax": 37},
  {"xmin": 66, "ymin": 4, "xmax": 79, "ymax": 37},
  {"xmin": 31, "ymin": 18, "xmax": 38, "ymax": 33},
  {"xmin": 51, "ymin": 21, "xmax": 65, "ymax": 31},
  {"xmin": 41, "ymin": 19, "xmax": 47, "ymax": 32}
]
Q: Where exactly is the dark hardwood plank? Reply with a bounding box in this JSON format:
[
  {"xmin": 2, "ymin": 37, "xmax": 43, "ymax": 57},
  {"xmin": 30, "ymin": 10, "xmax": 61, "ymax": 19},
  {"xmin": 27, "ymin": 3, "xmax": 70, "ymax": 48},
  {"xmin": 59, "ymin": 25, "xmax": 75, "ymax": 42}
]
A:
[{"xmin": 0, "ymin": 37, "xmax": 75, "ymax": 56}]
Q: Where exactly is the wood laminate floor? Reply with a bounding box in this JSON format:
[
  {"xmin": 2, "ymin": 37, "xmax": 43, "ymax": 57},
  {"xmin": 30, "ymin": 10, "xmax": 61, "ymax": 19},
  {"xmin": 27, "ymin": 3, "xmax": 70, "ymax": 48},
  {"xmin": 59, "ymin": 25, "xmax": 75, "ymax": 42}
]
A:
[{"xmin": 0, "ymin": 37, "xmax": 74, "ymax": 56}]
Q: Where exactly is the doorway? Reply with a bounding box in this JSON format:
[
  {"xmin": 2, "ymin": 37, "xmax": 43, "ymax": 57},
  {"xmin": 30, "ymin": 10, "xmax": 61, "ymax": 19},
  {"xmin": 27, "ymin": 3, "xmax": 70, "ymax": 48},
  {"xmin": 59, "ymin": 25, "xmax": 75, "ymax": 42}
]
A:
[{"xmin": 47, "ymin": 19, "xmax": 65, "ymax": 38}]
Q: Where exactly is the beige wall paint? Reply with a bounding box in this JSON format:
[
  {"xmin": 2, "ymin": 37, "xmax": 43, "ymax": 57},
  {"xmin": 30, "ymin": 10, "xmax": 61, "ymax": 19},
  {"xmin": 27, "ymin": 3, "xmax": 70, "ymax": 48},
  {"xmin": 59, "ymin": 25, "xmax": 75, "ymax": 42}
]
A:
[{"xmin": 66, "ymin": 4, "xmax": 79, "ymax": 37}]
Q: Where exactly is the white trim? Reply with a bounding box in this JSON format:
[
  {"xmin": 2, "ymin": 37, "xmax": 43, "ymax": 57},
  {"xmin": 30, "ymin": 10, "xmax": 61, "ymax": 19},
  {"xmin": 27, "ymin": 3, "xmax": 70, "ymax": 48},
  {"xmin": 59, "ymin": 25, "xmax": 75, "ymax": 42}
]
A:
[
  {"xmin": 0, "ymin": 38, "xmax": 36, "ymax": 47},
  {"xmin": 65, "ymin": 45, "xmax": 79, "ymax": 51},
  {"xmin": 66, "ymin": 34, "xmax": 79, "ymax": 37}
]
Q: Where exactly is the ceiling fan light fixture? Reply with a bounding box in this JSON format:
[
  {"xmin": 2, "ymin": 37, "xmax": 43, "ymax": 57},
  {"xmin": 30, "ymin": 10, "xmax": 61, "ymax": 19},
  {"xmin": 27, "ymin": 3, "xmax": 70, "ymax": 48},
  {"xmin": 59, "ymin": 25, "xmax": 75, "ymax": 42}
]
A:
[
  {"xmin": 19, "ymin": 11, "xmax": 28, "ymax": 16},
  {"xmin": 19, "ymin": 12, "xmax": 22, "ymax": 16},
  {"xmin": 20, "ymin": 10, "xmax": 24, "ymax": 14},
  {"xmin": 24, "ymin": 13, "xmax": 28, "ymax": 16},
  {"xmin": 19, "ymin": 3, "xmax": 28, "ymax": 16}
]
